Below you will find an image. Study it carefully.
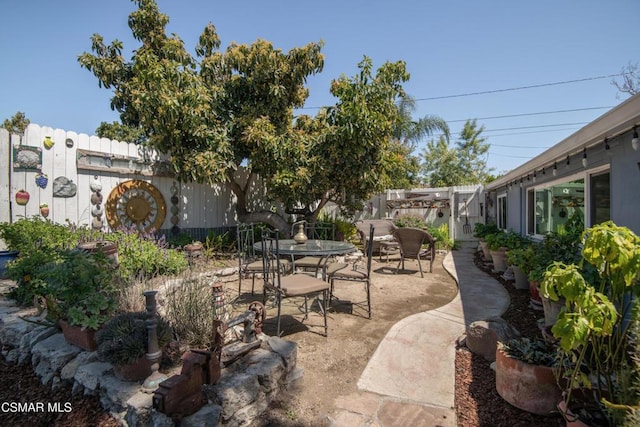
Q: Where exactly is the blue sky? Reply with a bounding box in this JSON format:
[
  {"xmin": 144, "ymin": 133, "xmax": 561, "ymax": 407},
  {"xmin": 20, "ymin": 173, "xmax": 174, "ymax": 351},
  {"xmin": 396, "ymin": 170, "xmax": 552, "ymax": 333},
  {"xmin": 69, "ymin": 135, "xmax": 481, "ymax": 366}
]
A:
[{"xmin": 1, "ymin": 0, "xmax": 637, "ymax": 174}]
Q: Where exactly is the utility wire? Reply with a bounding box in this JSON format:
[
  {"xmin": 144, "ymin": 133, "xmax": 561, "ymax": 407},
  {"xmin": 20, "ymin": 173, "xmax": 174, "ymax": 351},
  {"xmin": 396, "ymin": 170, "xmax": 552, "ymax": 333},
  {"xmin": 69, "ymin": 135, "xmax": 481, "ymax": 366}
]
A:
[
  {"xmin": 446, "ymin": 106, "xmax": 613, "ymax": 123},
  {"xmin": 415, "ymin": 74, "xmax": 622, "ymax": 101}
]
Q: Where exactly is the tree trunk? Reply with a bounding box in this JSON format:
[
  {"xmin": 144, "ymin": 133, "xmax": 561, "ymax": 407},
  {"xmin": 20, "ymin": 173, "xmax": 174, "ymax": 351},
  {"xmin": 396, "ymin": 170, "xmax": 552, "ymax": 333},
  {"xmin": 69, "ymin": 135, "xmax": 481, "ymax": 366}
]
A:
[{"xmin": 226, "ymin": 178, "xmax": 291, "ymax": 237}]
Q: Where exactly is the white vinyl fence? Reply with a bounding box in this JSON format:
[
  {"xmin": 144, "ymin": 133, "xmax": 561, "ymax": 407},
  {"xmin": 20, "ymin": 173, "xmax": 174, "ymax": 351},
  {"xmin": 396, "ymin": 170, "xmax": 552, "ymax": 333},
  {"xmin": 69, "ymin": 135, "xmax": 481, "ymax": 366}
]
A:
[{"xmin": 0, "ymin": 124, "xmax": 267, "ymax": 240}]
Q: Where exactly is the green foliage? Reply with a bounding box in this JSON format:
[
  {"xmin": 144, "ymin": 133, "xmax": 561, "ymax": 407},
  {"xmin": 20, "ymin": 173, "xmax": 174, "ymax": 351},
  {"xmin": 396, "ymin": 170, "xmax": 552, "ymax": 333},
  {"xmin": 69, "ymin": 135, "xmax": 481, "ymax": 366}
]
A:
[
  {"xmin": 1, "ymin": 111, "xmax": 30, "ymax": 136},
  {"xmin": 426, "ymin": 223, "xmax": 454, "ymax": 251},
  {"xmin": 473, "ymin": 222, "xmax": 500, "ymax": 238},
  {"xmin": 484, "ymin": 230, "xmax": 528, "ymax": 251},
  {"xmin": 0, "ymin": 217, "xmax": 85, "ymax": 254},
  {"xmin": 540, "ymin": 221, "xmax": 640, "ymax": 421},
  {"xmin": 6, "ymin": 249, "xmax": 60, "ymax": 305},
  {"xmin": 97, "ymin": 312, "xmax": 172, "ymax": 366},
  {"xmin": 104, "ymin": 228, "xmax": 188, "ymax": 282},
  {"xmin": 506, "ymin": 242, "xmax": 537, "ymax": 275},
  {"xmin": 204, "ymin": 230, "xmax": 235, "ymax": 255},
  {"xmin": 79, "ymin": 0, "xmax": 412, "ymax": 230},
  {"xmin": 317, "ymin": 214, "xmax": 357, "ymax": 242},
  {"xmin": 166, "ymin": 232, "xmax": 195, "ymax": 248},
  {"xmin": 0, "ymin": 217, "xmax": 93, "ymax": 305},
  {"xmin": 498, "ymin": 337, "xmax": 558, "ymax": 367},
  {"xmin": 393, "ymin": 214, "xmax": 426, "ymax": 229},
  {"xmin": 386, "ymin": 95, "xmax": 449, "ymax": 189},
  {"xmin": 422, "ymin": 119, "xmax": 493, "ymax": 186},
  {"xmin": 95, "ymin": 121, "xmax": 147, "ymax": 145},
  {"xmin": 36, "ymin": 250, "xmax": 120, "ymax": 330},
  {"xmin": 2, "ymin": 219, "xmax": 187, "ymax": 305}
]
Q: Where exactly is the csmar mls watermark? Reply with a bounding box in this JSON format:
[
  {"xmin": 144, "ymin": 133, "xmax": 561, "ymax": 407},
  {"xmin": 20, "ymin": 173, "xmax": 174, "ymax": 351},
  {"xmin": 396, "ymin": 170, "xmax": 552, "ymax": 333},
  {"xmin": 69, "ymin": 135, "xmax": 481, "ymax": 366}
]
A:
[{"xmin": 1, "ymin": 401, "xmax": 72, "ymax": 413}]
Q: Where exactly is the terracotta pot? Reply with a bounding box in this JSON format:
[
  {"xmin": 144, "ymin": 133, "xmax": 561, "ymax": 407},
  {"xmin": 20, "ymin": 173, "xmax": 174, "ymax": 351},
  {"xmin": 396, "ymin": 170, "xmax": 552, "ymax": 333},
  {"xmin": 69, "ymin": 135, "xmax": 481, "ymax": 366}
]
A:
[
  {"xmin": 530, "ymin": 280, "xmax": 543, "ymax": 307},
  {"xmin": 557, "ymin": 400, "xmax": 591, "ymax": 427},
  {"xmin": 490, "ymin": 247, "xmax": 508, "ymax": 273},
  {"xmin": 76, "ymin": 241, "xmax": 119, "ymax": 266},
  {"xmin": 59, "ymin": 319, "xmax": 97, "ymax": 351},
  {"xmin": 113, "ymin": 357, "xmax": 152, "ymax": 382},
  {"xmin": 495, "ymin": 347, "xmax": 562, "ymax": 416},
  {"xmin": 478, "ymin": 239, "xmax": 491, "ymax": 261}
]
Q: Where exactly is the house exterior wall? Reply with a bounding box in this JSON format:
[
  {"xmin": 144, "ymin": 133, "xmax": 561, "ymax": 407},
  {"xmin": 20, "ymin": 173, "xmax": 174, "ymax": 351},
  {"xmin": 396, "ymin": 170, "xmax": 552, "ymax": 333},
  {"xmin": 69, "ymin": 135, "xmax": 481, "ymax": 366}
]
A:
[{"xmin": 485, "ymin": 93, "xmax": 640, "ymax": 237}]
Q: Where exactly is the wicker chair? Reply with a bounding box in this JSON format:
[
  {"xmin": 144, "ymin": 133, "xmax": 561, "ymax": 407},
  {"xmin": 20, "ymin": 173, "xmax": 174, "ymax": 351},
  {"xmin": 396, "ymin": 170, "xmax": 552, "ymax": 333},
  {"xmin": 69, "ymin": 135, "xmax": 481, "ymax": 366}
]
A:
[{"xmin": 393, "ymin": 227, "xmax": 436, "ymax": 277}]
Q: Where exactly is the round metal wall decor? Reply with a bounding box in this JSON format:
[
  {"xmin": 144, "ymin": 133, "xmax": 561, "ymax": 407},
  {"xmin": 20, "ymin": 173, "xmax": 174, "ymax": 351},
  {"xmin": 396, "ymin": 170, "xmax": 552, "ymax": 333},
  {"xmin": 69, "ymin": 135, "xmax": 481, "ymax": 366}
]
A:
[{"xmin": 105, "ymin": 180, "xmax": 166, "ymax": 232}]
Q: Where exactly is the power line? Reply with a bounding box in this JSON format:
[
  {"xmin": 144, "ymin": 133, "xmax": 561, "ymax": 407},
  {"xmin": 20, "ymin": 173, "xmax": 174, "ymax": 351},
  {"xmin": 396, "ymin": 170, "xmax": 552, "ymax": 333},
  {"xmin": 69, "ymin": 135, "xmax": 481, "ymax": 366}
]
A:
[
  {"xmin": 446, "ymin": 106, "xmax": 613, "ymax": 123},
  {"xmin": 415, "ymin": 74, "xmax": 622, "ymax": 101},
  {"xmin": 482, "ymin": 122, "xmax": 590, "ymax": 133}
]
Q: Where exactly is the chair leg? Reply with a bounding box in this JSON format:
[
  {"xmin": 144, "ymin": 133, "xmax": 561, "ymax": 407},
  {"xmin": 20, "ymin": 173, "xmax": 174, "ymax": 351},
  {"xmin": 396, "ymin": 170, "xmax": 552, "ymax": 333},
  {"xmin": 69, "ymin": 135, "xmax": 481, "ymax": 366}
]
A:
[
  {"xmin": 251, "ymin": 274, "xmax": 255, "ymax": 295},
  {"xmin": 417, "ymin": 258, "xmax": 424, "ymax": 278},
  {"xmin": 276, "ymin": 293, "xmax": 283, "ymax": 337},
  {"xmin": 322, "ymin": 289, "xmax": 328, "ymax": 336},
  {"xmin": 365, "ymin": 280, "xmax": 371, "ymax": 319}
]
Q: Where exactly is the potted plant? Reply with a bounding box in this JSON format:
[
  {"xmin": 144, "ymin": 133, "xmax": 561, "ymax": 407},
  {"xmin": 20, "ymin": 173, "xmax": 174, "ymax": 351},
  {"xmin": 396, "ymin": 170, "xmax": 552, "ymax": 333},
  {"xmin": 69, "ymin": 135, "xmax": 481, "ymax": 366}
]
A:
[
  {"xmin": 506, "ymin": 242, "xmax": 537, "ymax": 290},
  {"xmin": 540, "ymin": 221, "xmax": 640, "ymax": 426},
  {"xmin": 473, "ymin": 222, "xmax": 499, "ymax": 261},
  {"xmin": 495, "ymin": 337, "xmax": 563, "ymax": 415},
  {"xmin": 96, "ymin": 312, "xmax": 173, "ymax": 381},
  {"xmin": 37, "ymin": 249, "xmax": 120, "ymax": 351}
]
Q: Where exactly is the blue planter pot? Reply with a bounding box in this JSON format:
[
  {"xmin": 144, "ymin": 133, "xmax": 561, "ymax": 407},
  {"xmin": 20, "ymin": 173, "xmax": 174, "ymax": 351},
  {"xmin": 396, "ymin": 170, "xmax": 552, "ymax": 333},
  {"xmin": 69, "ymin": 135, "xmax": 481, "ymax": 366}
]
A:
[{"xmin": 0, "ymin": 251, "xmax": 19, "ymax": 279}]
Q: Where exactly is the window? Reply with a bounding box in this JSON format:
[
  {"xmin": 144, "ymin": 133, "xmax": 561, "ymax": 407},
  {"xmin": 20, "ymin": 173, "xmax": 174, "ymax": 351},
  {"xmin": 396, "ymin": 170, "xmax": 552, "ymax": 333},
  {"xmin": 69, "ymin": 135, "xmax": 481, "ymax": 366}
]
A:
[
  {"xmin": 589, "ymin": 171, "xmax": 610, "ymax": 226},
  {"xmin": 497, "ymin": 193, "xmax": 507, "ymax": 230},
  {"xmin": 526, "ymin": 167, "xmax": 611, "ymax": 235},
  {"xmin": 527, "ymin": 176, "xmax": 585, "ymax": 236}
]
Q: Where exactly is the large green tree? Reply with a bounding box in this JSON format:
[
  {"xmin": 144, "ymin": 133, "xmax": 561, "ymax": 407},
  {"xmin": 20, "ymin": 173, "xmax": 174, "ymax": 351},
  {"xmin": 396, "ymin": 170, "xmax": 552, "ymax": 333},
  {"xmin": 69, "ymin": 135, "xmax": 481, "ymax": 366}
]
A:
[
  {"xmin": 79, "ymin": 0, "xmax": 408, "ymax": 231},
  {"xmin": 421, "ymin": 119, "xmax": 492, "ymax": 186}
]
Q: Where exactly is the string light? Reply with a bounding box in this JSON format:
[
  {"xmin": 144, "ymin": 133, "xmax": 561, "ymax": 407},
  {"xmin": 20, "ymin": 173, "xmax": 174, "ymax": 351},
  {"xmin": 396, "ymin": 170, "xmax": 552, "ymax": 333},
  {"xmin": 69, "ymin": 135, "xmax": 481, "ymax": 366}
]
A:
[
  {"xmin": 633, "ymin": 126, "xmax": 639, "ymax": 151},
  {"xmin": 553, "ymin": 162, "xmax": 557, "ymax": 176},
  {"xmin": 566, "ymin": 155, "xmax": 571, "ymax": 169},
  {"xmin": 582, "ymin": 148, "xmax": 588, "ymax": 168}
]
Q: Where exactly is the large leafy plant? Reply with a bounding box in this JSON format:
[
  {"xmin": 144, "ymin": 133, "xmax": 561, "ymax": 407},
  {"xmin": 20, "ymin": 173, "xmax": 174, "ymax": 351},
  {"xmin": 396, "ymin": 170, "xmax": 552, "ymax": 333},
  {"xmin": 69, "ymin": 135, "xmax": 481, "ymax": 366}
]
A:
[
  {"xmin": 36, "ymin": 250, "xmax": 120, "ymax": 330},
  {"xmin": 541, "ymin": 221, "xmax": 640, "ymax": 423}
]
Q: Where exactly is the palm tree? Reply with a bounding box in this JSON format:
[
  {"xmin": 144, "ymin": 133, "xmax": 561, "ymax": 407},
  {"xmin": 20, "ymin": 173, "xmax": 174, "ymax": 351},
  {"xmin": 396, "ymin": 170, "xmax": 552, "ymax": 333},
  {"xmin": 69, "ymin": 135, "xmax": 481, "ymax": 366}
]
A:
[{"xmin": 392, "ymin": 95, "xmax": 450, "ymax": 151}]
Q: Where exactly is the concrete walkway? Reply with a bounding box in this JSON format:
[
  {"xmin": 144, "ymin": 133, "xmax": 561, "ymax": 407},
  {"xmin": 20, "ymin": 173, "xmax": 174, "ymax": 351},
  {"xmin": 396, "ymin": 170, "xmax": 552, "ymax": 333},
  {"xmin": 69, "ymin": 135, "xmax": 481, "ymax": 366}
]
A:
[{"xmin": 328, "ymin": 241, "xmax": 510, "ymax": 426}]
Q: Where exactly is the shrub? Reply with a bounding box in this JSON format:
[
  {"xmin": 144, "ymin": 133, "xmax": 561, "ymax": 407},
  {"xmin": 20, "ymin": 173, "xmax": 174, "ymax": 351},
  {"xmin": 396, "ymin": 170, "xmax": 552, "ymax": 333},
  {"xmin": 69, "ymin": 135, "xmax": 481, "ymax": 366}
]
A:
[
  {"xmin": 473, "ymin": 222, "xmax": 499, "ymax": 239},
  {"xmin": 205, "ymin": 229, "xmax": 235, "ymax": 255},
  {"xmin": 166, "ymin": 232, "xmax": 194, "ymax": 248},
  {"xmin": 163, "ymin": 273, "xmax": 222, "ymax": 349},
  {"xmin": 97, "ymin": 312, "xmax": 173, "ymax": 366},
  {"xmin": 426, "ymin": 223, "xmax": 455, "ymax": 251},
  {"xmin": 105, "ymin": 226, "xmax": 188, "ymax": 282},
  {"xmin": 393, "ymin": 214, "xmax": 426, "ymax": 229},
  {"xmin": 36, "ymin": 250, "xmax": 120, "ymax": 329},
  {"xmin": 0, "ymin": 217, "xmax": 84, "ymax": 253}
]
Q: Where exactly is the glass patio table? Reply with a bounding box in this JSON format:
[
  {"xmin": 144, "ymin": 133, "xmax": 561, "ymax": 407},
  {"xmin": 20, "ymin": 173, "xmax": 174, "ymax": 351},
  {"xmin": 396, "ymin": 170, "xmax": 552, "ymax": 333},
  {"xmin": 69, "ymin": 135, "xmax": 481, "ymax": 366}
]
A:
[{"xmin": 253, "ymin": 239, "xmax": 357, "ymax": 278}]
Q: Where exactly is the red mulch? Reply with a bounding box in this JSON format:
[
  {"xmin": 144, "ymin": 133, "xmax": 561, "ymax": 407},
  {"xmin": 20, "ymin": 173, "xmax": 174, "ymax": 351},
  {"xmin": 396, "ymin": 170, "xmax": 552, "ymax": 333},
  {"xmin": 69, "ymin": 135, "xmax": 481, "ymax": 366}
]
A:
[{"xmin": 453, "ymin": 251, "xmax": 565, "ymax": 427}]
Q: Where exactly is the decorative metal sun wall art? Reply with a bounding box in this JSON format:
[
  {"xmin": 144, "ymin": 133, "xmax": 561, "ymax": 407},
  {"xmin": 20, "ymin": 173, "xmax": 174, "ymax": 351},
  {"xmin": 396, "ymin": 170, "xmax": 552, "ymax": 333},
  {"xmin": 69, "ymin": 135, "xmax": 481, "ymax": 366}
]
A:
[{"xmin": 105, "ymin": 180, "xmax": 166, "ymax": 232}]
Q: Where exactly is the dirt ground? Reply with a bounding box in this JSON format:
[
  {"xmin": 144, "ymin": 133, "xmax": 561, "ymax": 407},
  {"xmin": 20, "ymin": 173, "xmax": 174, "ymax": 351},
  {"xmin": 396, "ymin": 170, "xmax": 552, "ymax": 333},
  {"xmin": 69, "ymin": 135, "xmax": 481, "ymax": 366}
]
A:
[
  {"xmin": 230, "ymin": 252, "xmax": 459, "ymax": 426},
  {"xmin": 0, "ymin": 248, "xmax": 565, "ymax": 426}
]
